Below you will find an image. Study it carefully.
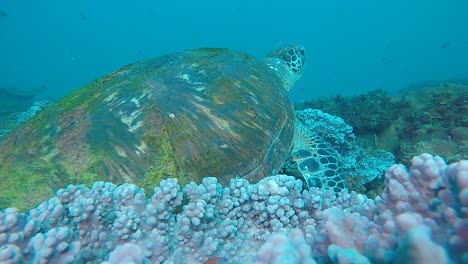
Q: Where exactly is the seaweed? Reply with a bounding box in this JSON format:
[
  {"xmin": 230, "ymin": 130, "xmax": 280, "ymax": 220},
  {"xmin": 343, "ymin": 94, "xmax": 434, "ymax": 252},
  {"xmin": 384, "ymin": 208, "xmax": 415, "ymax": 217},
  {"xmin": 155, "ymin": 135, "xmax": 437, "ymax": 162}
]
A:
[{"xmin": 296, "ymin": 89, "xmax": 409, "ymax": 135}]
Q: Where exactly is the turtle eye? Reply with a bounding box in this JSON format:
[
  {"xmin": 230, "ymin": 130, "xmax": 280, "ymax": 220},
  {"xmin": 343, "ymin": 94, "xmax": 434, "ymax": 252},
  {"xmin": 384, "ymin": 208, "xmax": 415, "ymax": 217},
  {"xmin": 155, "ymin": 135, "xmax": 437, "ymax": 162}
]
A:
[{"xmin": 299, "ymin": 158, "xmax": 320, "ymax": 172}]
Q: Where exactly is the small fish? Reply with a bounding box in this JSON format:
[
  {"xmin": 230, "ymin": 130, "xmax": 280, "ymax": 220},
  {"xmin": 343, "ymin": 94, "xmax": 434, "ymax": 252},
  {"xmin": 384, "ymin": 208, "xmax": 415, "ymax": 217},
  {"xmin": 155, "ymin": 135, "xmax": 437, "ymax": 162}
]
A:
[
  {"xmin": 202, "ymin": 257, "xmax": 226, "ymax": 264},
  {"xmin": 379, "ymin": 56, "xmax": 392, "ymax": 64},
  {"xmin": 235, "ymin": 7, "xmax": 245, "ymax": 13},
  {"xmin": 441, "ymin": 42, "xmax": 451, "ymax": 49},
  {"xmin": 0, "ymin": 9, "xmax": 8, "ymax": 18},
  {"xmin": 79, "ymin": 11, "xmax": 86, "ymax": 21},
  {"xmin": 384, "ymin": 41, "xmax": 392, "ymax": 49}
]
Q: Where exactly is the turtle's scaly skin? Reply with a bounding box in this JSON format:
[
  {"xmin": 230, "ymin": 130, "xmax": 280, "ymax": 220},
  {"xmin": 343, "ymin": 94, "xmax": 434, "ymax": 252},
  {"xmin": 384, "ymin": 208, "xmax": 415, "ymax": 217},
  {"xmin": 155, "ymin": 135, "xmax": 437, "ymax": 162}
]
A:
[
  {"xmin": 292, "ymin": 121, "xmax": 347, "ymax": 192},
  {"xmin": 265, "ymin": 46, "xmax": 305, "ymax": 92},
  {"xmin": 0, "ymin": 48, "xmax": 301, "ymax": 211}
]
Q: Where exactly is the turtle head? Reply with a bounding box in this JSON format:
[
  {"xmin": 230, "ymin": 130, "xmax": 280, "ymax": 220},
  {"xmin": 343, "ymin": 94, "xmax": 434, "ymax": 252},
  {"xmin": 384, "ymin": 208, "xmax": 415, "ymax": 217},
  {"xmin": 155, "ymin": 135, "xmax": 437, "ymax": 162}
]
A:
[{"xmin": 265, "ymin": 44, "xmax": 305, "ymax": 92}]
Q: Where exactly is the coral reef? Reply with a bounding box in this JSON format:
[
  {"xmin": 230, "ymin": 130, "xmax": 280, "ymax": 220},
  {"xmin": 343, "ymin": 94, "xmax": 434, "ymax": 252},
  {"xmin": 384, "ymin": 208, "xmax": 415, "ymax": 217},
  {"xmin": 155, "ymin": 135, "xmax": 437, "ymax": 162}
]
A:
[
  {"xmin": 296, "ymin": 89, "xmax": 408, "ymax": 134},
  {"xmin": 396, "ymin": 82, "xmax": 468, "ymax": 163},
  {"xmin": 1, "ymin": 154, "xmax": 466, "ymax": 263},
  {"xmin": 0, "ymin": 85, "xmax": 48, "ymax": 140},
  {"xmin": 347, "ymin": 148, "xmax": 395, "ymax": 185},
  {"xmin": 15, "ymin": 100, "xmax": 52, "ymax": 124},
  {"xmin": 0, "ymin": 86, "xmax": 36, "ymax": 115},
  {"xmin": 293, "ymin": 109, "xmax": 395, "ymax": 192},
  {"xmin": 0, "ymin": 100, "xmax": 52, "ymax": 141},
  {"xmin": 296, "ymin": 109, "xmax": 356, "ymax": 152},
  {"xmin": 296, "ymin": 82, "xmax": 468, "ymax": 164}
]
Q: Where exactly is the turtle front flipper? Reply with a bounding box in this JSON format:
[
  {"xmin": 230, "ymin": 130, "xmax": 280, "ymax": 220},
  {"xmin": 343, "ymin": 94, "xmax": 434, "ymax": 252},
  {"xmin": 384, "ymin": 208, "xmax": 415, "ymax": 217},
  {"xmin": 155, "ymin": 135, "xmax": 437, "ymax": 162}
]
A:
[{"xmin": 292, "ymin": 120, "xmax": 347, "ymax": 192}]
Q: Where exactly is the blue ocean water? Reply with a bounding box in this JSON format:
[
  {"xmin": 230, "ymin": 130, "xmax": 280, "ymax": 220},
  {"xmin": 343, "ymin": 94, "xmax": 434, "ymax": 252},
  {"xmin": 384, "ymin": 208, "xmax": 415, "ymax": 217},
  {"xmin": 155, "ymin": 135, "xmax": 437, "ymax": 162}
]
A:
[
  {"xmin": 1, "ymin": 0, "xmax": 467, "ymax": 102},
  {"xmin": 0, "ymin": 2, "xmax": 467, "ymax": 263}
]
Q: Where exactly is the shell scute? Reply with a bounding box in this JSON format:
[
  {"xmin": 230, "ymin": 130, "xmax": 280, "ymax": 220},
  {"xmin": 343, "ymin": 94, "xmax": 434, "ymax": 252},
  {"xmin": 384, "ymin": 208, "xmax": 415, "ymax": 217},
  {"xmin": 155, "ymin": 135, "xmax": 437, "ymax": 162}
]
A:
[{"xmin": 0, "ymin": 48, "xmax": 295, "ymax": 210}]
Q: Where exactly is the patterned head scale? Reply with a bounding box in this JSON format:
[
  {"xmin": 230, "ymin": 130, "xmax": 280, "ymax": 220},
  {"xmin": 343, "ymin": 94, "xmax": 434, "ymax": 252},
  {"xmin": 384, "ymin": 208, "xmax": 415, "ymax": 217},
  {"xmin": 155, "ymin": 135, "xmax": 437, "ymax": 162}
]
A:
[{"xmin": 265, "ymin": 44, "xmax": 305, "ymax": 92}]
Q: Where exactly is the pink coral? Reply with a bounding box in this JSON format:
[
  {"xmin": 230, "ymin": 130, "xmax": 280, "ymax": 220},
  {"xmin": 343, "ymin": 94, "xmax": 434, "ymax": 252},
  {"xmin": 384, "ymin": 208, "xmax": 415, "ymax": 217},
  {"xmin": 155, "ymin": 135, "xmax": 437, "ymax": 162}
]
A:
[{"xmin": 0, "ymin": 154, "xmax": 466, "ymax": 263}]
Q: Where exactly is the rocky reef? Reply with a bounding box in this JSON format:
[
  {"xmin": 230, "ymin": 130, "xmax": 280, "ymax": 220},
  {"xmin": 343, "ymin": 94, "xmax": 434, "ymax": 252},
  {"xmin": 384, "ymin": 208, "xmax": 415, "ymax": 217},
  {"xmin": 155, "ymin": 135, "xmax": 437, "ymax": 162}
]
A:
[
  {"xmin": 296, "ymin": 81, "xmax": 468, "ymax": 164},
  {"xmin": 0, "ymin": 86, "xmax": 51, "ymax": 140}
]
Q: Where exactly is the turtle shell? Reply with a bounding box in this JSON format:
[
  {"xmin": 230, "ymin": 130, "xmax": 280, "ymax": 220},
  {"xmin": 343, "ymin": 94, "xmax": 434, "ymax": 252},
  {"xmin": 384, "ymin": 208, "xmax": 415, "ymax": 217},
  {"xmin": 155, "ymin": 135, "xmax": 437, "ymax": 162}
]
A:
[{"xmin": 0, "ymin": 48, "xmax": 295, "ymax": 210}]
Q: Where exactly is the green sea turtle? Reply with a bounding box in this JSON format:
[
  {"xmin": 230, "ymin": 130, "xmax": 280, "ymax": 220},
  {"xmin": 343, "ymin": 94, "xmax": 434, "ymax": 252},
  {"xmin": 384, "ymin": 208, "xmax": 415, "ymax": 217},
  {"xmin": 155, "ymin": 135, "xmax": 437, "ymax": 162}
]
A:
[{"xmin": 0, "ymin": 45, "xmax": 305, "ymax": 210}]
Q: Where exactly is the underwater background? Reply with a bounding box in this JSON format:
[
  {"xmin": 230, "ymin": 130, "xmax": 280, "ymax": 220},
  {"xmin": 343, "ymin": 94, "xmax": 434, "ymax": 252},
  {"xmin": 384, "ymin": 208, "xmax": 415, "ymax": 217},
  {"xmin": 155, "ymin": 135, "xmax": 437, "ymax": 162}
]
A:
[
  {"xmin": 1, "ymin": 0, "xmax": 468, "ymax": 101},
  {"xmin": 0, "ymin": 1, "xmax": 467, "ymax": 264}
]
